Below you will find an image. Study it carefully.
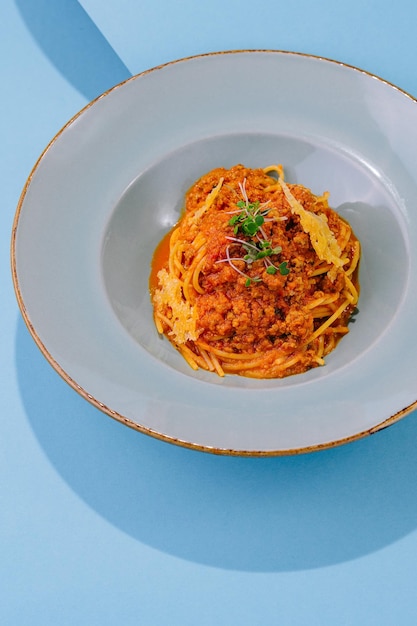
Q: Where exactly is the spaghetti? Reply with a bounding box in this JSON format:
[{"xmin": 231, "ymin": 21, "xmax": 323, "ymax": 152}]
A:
[{"xmin": 150, "ymin": 164, "xmax": 360, "ymax": 378}]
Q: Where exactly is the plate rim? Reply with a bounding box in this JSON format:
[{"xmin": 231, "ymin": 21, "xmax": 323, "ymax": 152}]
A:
[{"xmin": 11, "ymin": 49, "xmax": 417, "ymax": 456}]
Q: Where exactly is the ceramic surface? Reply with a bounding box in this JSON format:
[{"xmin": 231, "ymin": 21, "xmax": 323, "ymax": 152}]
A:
[{"xmin": 11, "ymin": 51, "xmax": 417, "ymax": 454}]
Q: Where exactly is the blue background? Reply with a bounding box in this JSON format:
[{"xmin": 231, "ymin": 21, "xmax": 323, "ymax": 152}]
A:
[{"xmin": 3, "ymin": 1, "xmax": 417, "ymax": 623}]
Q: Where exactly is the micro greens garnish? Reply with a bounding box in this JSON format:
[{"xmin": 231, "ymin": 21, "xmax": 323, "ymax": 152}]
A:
[
  {"xmin": 220, "ymin": 245, "xmax": 262, "ymax": 285},
  {"xmin": 263, "ymin": 260, "xmax": 290, "ymax": 276},
  {"xmin": 278, "ymin": 261, "xmax": 290, "ymax": 275},
  {"xmin": 228, "ymin": 200, "xmax": 269, "ymax": 237},
  {"xmin": 218, "ymin": 178, "xmax": 290, "ymax": 286},
  {"xmin": 242, "ymin": 240, "xmax": 283, "ymax": 263}
]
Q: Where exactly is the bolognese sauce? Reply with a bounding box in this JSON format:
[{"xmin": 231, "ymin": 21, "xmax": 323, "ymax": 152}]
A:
[{"xmin": 150, "ymin": 164, "xmax": 360, "ymax": 379}]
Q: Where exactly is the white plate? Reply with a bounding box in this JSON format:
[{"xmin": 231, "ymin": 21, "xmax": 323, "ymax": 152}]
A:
[{"xmin": 11, "ymin": 50, "xmax": 417, "ymax": 455}]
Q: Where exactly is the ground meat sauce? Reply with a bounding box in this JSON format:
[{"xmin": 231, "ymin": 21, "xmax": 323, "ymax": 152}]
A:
[{"xmin": 150, "ymin": 165, "xmax": 360, "ymax": 379}]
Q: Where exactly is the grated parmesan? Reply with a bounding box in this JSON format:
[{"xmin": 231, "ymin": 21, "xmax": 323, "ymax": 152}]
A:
[
  {"xmin": 189, "ymin": 177, "xmax": 224, "ymax": 224},
  {"xmin": 278, "ymin": 178, "xmax": 345, "ymax": 278},
  {"xmin": 153, "ymin": 269, "xmax": 199, "ymax": 344}
]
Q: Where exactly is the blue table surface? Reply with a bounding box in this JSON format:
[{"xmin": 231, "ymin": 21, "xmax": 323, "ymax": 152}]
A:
[{"xmin": 3, "ymin": 1, "xmax": 417, "ymax": 624}]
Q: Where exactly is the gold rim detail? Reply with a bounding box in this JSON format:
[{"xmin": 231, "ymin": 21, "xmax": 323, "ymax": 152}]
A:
[{"xmin": 10, "ymin": 50, "xmax": 417, "ymax": 456}]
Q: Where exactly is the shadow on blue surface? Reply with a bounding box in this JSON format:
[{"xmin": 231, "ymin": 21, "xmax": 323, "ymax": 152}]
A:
[
  {"xmin": 15, "ymin": 0, "xmax": 131, "ymax": 101},
  {"xmin": 15, "ymin": 317, "xmax": 417, "ymax": 572}
]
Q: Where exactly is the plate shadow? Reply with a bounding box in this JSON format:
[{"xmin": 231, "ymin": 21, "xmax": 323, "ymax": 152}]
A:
[
  {"xmin": 15, "ymin": 0, "xmax": 131, "ymax": 101},
  {"xmin": 15, "ymin": 316, "xmax": 417, "ymax": 572}
]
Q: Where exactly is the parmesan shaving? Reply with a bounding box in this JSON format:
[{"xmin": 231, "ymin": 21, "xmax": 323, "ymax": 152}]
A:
[
  {"xmin": 190, "ymin": 177, "xmax": 224, "ymax": 224},
  {"xmin": 153, "ymin": 269, "xmax": 199, "ymax": 344},
  {"xmin": 278, "ymin": 177, "xmax": 344, "ymax": 279}
]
